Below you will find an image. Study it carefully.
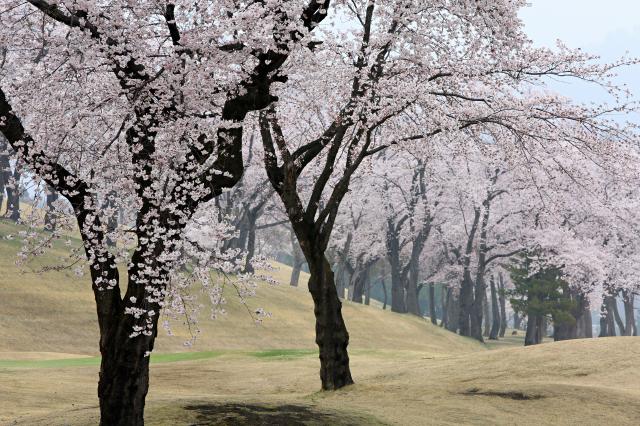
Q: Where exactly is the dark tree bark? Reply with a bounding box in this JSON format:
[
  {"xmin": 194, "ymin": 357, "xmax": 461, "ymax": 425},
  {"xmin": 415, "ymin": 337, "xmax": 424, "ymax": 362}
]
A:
[
  {"xmin": 498, "ymin": 273, "xmax": 507, "ymax": 338},
  {"xmin": 259, "ymin": 106, "xmax": 357, "ymax": 390},
  {"xmin": 525, "ymin": 313, "xmax": 543, "ymax": 346},
  {"xmin": 489, "ymin": 275, "xmax": 500, "ymax": 340},
  {"xmin": 429, "ymin": 283, "xmax": 438, "ymax": 325},
  {"xmin": 307, "ymin": 254, "xmax": 353, "ymax": 389}
]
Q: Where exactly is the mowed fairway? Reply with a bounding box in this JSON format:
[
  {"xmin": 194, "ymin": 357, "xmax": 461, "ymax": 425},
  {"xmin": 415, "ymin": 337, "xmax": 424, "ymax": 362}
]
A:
[{"xmin": 2, "ymin": 219, "xmax": 640, "ymax": 425}]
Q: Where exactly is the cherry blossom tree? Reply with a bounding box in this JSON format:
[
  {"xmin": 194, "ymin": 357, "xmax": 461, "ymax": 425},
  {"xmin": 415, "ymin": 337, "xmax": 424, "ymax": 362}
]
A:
[{"xmin": 0, "ymin": 1, "xmax": 331, "ymax": 424}]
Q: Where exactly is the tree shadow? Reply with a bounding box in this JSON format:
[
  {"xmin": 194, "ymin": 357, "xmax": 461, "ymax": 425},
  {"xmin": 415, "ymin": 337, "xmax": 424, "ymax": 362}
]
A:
[{"xmin": 183, "ymin": 402, "xmax": 375, "ymax": 425}]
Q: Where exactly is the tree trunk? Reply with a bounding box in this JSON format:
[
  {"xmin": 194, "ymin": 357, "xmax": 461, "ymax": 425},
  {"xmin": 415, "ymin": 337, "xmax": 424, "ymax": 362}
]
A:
[
  {"xmin": 553, "ymin": 314, "xmax": 577, "ymax": 341},
  {"xmin": 458, "ymin": 273, "xmax": 474, "ymax": 336},
  {"xmin": 350, "ymin": 266, "xmax": 367, "ymax": 304},
  {"xmin": 387, "ymin": 223, "xmax": 406, "ymax": 313},
  {"xmin": 498, "ymin": 273, "xmax": 507, "ymax": 338},
  {"xmin": 380, "ymin": 278, "xmax": 388, "ymax": 310},
  {"xmin": 575, "ymin": 292, "xmax": 593, "ymax": 339},
  {"xmin": 428, "ymin": 283, "xmax": 437, "ymax": 325},
  {"xmin": 440, "ymin": 286, "xmax": 447, "ymax": 328},
  {"xmin": 98, "ymin": 331, "xmax": 154, "ymax": 426},
  {"xmin": 525, "ymin": 313, "xmax": 543, "ymax": 346},
  {"xmin": 244, "ymin": 211, "xmax": 258, "ymax": 273},
  {"xmin": 390, "ymin": 263, "xmax": 406, "ymax": 313},
  {"xmin": 468, "ymin": 276, "xmax": 485, "ymax": 342},
  {"xmin": 444, "ymin": 287, "xmax": 459, "ymax": 332},
  {"xmin": 1, "ymin": 140, "xmax": 13, "ymax": 217},
  {"xmin": 599, "ymin": 296, "xmax": 617, "ymax": 337},
  {"xmin": 0, "ymin": 138, "xmax": 7, "ymax": 211},
  {"xmin": 290, "ymin": 262, "xmax": 303, "ymax": 287},
  {"xmin": 290, "ymin": 229, "xmax": 305, "ymax": 287},
  {"xmin": 483, "ymin": 289, "xmax": 491, "ymax": 338},
  {"xmin": 364, "ymin": 274, "xmax": 371, "ymax": 305},
  {"xmin": 622, "ymin": 291, "xmax": 635, "ymax": 336},
  {"xmin": 307, "ymin": 255, "xmax": 353, "ymax": 390},
  {"xmin": 5, "ymin": 161, "xmax": 20, "ymax": 220},
  {"xmin": 44, "ymin": 186, "xmax": 59, "ymax": 231},
  {"xmin": 405, "ymin": 258, "xmax": 421, "ymax": 316},
  {"xmin": 489, "ymin": 276, "xmax": 500, "ymax": 340},
  {"xmin": 513, "ymin": 311, "xmax": 522, "ymax": 330}
]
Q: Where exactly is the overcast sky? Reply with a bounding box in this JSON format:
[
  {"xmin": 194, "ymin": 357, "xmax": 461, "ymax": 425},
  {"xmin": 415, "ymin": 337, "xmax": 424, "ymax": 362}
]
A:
[{"xmin": 520, "ymin": 0, "xmax": 640, "ymax": 107}]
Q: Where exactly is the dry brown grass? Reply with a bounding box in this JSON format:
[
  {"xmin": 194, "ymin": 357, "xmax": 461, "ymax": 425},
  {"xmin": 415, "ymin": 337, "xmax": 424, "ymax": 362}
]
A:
[
  {"xmin": 2, "ymin": 218, "xmax": 640, "ymax": 425},
  {"xmin": 2, "ymin": 338, "xmax": 640, "ymax": 425}
]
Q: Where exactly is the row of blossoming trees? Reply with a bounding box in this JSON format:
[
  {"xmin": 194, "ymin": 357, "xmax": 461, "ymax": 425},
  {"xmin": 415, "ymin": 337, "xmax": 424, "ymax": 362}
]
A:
[{"xmin": 1, "ymin": 1, "xmax": 639, "ymax": 425}]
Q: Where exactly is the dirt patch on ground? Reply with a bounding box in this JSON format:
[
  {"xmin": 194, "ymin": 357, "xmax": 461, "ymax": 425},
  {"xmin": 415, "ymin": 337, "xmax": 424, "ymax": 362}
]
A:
[
  {"xmin": 461, "ymin": 388, "xmax": 544, "ymax": 401},
  {"xmin": 183, "ymin": 403, "xmax": 381, "ymax": 426}
]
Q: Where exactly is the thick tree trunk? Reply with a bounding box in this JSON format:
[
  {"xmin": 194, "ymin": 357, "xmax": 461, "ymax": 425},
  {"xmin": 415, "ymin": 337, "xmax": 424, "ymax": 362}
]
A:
[
  {"xmin": 525, "ymin": 313, "xmax": 543, "ymax": 346},
  {"xmin": 498, "ymin": 273, "xmax": 507, "ymax": 338},
  {"xmin": 429, "ymin": 283, "xmax": 437, "ymax": 325},
  {"xmin": 94, "ymin": 255, "xmax": 162, "ymax": 426},
  {"xmin": 489, "ymin": 276, "xmax": 500, "ymax": 340},
  {"xmin": 307, "ymin": 255, "xmax": 353, "ymax": 390},
  {"xmin": 98, "ymin": 332, "xmax": 155, "ymax": 426}
]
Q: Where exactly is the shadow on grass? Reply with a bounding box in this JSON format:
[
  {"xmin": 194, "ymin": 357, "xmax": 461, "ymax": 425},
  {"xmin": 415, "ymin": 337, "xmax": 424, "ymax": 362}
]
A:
[{"xmin": 184, "ymin": 403, "xmax": 380, "ymax": 425}]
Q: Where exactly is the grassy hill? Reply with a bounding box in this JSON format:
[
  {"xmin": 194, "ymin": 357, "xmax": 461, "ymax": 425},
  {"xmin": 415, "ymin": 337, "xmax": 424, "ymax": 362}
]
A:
[
  {"xmin": 2, "ymin": 217, "xmax": 640, "ymax": 425},
  {"xmin": 0, "ymin": 217, "xmax": 480, "ymax": 356}
]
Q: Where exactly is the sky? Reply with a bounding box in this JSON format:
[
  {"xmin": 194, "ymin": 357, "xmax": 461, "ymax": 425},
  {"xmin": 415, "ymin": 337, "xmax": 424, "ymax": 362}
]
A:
[{"xmin": 520, "ymin": 0, "xmax": 640, "ymax": 106}]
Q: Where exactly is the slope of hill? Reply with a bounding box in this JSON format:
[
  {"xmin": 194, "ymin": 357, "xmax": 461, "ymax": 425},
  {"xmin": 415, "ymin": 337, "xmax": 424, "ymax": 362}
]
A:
[{"xmin": 0, "ymin": 217, "xmax": 481, "ymax": 356}]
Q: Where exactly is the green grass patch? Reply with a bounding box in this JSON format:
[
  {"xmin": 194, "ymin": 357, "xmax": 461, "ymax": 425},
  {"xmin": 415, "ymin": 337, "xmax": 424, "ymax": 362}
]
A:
[{"xmin": 249, "ymin": 349, "xmax": 317, "ymax": 359}]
